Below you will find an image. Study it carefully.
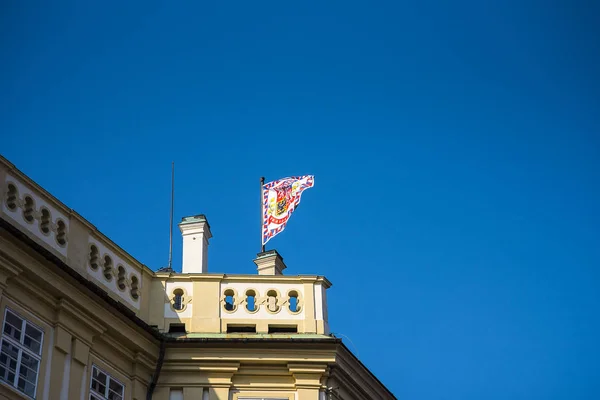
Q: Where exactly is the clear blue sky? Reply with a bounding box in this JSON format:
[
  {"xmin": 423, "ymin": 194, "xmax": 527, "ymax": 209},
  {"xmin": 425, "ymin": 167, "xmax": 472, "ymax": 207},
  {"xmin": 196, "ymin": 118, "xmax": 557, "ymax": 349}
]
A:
[{"xmin": 2, "ymin": 1, "xmax": 599, "ymax": 398}]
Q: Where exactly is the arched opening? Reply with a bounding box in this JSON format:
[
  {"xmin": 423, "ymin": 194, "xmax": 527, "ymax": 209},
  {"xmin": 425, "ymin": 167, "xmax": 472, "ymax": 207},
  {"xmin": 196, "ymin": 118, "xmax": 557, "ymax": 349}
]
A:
[
  {"xmin": 5, "ymin": 184, "xmax": 18, "ymax": 210},
  {"xmin": 103, "ymin": 255, "xmax": 113, "ymax": 281},
  {"xmin": 266, "ymin": 289, "xmax": 280, "ymax": 313},
  {"xmin": 40, "ymin": 208, "xmax": 51, "ymax": 234},
  {"xmin": 89, "ymin": 245, "xmax": 99, "ymax": 270},
  {"xmin": 117, "ymin": 266, "xmax": 126, "ymax": 290},
  {"xmin": 173, "ymin": 289, "xmax": 184, "ymax": 310},
  {"xmin": 56, "ymin": 220, "xmax": 67, "ymax": 246},
  {"xmin": 224, "ymin": 289, "xmax": 236, "ymax": 311},
  {"xmin": 130, "ymin": 276, "xmax": 139, "ymax": 300},
  {"xmin": 246, "ymin": 290, "xmax": 257, "ymax": 312},
  {"xmin": 288, "ymin": 290, "xmax": 300, "ymax": 313},
  {"xmin": 23, "ymin": 196, "xmax": 34, "ymax": 223}
]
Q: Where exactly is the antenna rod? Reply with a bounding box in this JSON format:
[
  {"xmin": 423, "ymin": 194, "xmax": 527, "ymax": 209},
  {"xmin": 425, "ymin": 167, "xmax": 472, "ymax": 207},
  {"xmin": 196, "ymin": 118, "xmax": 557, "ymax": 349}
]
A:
[
  {"xmin": 168, "ymin": 162, "xmax": 175, "ymax": 270},
  {"xmin": 260, "ymin": 176, "xmax": 265, "ymax": 253}
]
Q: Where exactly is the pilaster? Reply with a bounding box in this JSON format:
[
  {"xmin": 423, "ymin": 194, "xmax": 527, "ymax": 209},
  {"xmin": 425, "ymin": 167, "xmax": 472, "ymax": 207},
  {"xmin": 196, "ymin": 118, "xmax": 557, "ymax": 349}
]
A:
[
  {"xmin": 64, "ymin": 217, "xmax": 89, "ymax": 275},
  {"xmin": 297, "ymin": 388, "xmax": 320, "ymax": 400},
  {"xmin": 68, "ymin": 338, "xmax": 90, "ymax": 400},
  {"xmin": 289, "ymin": 363, "xmax": 328, "ymax": 398},
  {"xmin": 208, "ymin": 386, "xmax": 230, "ymax": 400},
  {"xmin": 184, "ymin": 387, "xmax": 204, "ymax": 399},
  {"xmin": 206, "ymin": 366, "xmax": 234, "ymax": 400},
  {"xmin": 149, "ymin": 276, "xmax": 168, "ymax": 331},
  {"xmin": 51, "ymin": 299, "xmax": 105, "ymax": 400},
  {"xmin": 153, "ymin": 387, "xmax": 170, "ymax": 400},
  {"xmin": 49, "ymin": 326, "xmax": 71, "ymax": 400},
  {"xmin": 132, "ymin": 379, "xmax": 147, "ymax": 400},
  {"xmin": 191, "ymin": 277, "xmax": 222, "ymax": 333},
  {"xmin": 0, "ymin": 251, "xmax": 22, "ymax": 298},
  {"xmin": 132, "ymin": 351, "xmax": 154, "ymax": 400},
  {"xmin": 303, "ymin": 282, "xmax": 316, "ymax": 333}
]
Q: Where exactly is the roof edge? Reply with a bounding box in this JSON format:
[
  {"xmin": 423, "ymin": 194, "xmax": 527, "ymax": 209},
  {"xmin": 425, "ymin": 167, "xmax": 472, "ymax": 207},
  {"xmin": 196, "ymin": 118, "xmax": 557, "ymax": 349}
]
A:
[{"xmin": 0, "ymin": 216, "xmax": 163, "ymax": 341}]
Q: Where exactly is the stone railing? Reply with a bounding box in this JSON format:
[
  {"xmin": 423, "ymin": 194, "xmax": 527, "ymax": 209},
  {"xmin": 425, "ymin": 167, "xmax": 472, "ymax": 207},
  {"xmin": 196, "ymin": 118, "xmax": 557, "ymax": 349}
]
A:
[
  {"xmin": 155, "ymin": 274, "xmax": 331, "ymax": 335},
  {"xmin": 0, "ymin": 157, "xmax": 151, "ymax": 312}
]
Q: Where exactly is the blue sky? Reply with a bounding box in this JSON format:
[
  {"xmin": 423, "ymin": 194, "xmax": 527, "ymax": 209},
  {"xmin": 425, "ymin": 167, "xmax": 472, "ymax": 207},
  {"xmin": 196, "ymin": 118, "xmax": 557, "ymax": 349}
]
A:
[{"xmin": 2, "ymin": 1, "xmax": 599, "ymax": 398}]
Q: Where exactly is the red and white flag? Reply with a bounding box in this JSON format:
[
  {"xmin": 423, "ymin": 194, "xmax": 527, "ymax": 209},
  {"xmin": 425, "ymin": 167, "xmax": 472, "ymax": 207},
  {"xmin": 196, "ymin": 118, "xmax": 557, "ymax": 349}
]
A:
[{"xmin": 262, "ymin": 175, "xmax": 314, "ymax": 245}]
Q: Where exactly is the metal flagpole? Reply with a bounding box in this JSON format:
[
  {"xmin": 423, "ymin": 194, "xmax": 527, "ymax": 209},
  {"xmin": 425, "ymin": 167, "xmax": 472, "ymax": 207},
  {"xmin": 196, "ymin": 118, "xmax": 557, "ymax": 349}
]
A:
[
  {"xmin": 260, "ymin": 176, "xmax": 265, "ymax": 253},
  {"xmin": 168, "ymin": 162, "xmax": 175, "ymax": 270}
]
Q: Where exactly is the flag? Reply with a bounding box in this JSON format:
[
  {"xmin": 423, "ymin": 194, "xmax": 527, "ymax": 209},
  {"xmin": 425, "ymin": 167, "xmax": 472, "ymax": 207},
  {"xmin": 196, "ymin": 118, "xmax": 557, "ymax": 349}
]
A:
[{"xmin": 262, "ymin": 175, "xmax": 315, "ymax": 245}]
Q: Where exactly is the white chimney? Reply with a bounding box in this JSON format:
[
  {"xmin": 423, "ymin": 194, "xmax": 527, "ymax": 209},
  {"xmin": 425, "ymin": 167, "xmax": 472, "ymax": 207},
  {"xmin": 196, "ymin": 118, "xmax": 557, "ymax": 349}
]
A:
[{"xmin": 179, "ymin": 215, "xmax": 212, "ymax": 273}]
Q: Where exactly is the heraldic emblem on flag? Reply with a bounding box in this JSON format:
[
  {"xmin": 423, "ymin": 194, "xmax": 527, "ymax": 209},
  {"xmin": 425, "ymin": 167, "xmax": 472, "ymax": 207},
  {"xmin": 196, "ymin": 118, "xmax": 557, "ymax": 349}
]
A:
[{"xmin": 262, "ymin": 175, "xmax": 314, "ymax": 245}]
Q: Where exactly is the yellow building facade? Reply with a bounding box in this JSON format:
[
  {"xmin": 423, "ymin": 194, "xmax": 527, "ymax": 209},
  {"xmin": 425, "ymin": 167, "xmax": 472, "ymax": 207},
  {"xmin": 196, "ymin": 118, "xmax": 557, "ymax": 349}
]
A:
[{"xmin": 0, "ymin": 156, "xmax": 395, "ymax": 400}]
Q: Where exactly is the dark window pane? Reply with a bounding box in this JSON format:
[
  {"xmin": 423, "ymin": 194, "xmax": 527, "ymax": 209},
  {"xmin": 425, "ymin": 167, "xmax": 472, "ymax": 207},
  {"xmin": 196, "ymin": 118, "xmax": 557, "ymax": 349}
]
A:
[
  {"xmin": 7, "ymin": 371, "xmax": 15, "ymax": 384},
  {"xmin": 22, "ymin": 380, "xmax": 36, "ymax": 397},
  {"xmin": 93, "ymin": 367, "xmax": 107, "ymax": 383},
  {"xmin": 91, "ymin": 379, "xmax": 106, "ymax": 396},
  {"xmin": 108, "ymin": 378, "xmax": 124, "ymax": 400},
  {"xmin": 109, "ymin": 378, "xmax": 123, "ymax": 395},
  {"xmin": 19, "ymin": 353, "xmax": 38, "ymax": 384},
  {"xmin": 108, "ymin": 390, "xmax": 123, "ymax": 400},
  {"xmin": 0, "ymin": 365, "xmax": 12, "ymax": 383},
  {"xmin": 17, "ymin": 375, "xmax": 39, "ymax": 396},
  {"xmin": 23, "ymin": 325, "xmax": 42, "ymax": 354},
  {"xmin": 1, "ymin": 340, "xmax": 20, "ymax": 368},
  {"xmin": 24, "ymin": 325, "xmax": 42, "ymax": 343},
  {"xmin": 3, "ymin": 311, "xmax": 22, "ymax": 342}
]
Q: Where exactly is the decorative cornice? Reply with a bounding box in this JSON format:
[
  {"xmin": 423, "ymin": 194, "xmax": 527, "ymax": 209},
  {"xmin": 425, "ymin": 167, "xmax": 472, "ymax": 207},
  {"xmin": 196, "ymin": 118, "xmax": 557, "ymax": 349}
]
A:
[
  {"xmin": 0, "ymin": 250, "xmax": 23, "ymax": 286},
  {"xmin": 133, "ymin": 351, "xmax": 156, "ymax": 376},
  {"xmin": 287, "ymin": 363, "xmax": 329, "ymax": 374},
  {"xmin": 157, "ymin": 274, "xmax": 331, "ymax": 284},
  {"xmin": 55, "ymin": 298, "xmax": 106, "ymax": 345},
  {"xmin": 163, "ymin": 361, "xmax": 240, "ymax": 373},
  {"xmin": 288, "ymin": 362, "xmax": 329, "ymax": 389}
]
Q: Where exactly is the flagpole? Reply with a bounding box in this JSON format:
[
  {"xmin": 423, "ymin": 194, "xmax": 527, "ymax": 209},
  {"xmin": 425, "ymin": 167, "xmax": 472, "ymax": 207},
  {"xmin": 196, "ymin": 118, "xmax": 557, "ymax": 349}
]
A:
[
  {"xmin": 168, "ymin": 162, "xmax": 175, "ymax": 270},
  {"xmin": 260, "ymin": 176, "xmax": 265, "ymax": 253}
]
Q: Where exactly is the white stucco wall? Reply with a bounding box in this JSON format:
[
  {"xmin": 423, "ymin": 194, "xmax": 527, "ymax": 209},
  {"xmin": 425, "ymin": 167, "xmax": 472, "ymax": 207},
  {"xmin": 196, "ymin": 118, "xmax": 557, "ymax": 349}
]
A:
[
  {"xmin": 164, "ymin": 281, "xmax": 194, "ymax": 318},
  {"xmin": 2, "ymin": 173, "xmax": 70, "ymax": 257},
  {"xmin": 86, "ymin": 237, "xmax": 141, "ymax": 309}
]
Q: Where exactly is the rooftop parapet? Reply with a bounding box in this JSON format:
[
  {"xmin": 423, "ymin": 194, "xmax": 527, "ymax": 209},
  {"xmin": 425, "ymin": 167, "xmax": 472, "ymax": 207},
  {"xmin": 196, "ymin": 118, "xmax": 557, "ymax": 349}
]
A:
[
  {"xmin": 0, "ymin": 156, "xmax": 154, "ymax": 314},
  {"xmin": 150, "ymin": 272, "xmax": 331, "ymax": 336}
]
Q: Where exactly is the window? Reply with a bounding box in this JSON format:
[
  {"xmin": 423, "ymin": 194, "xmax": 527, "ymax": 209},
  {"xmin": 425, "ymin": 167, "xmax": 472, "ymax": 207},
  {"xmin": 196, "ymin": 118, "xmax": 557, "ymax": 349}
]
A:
[
  {"xmin": 90, "ymin": 365, "xmax": 124, "ymax": 400},
  {"xmin": 268, "ymin": 325, "xmax": 297, "ymax": 334},
  {"xmin": 226, "ymin": 324, "xmax": 256, "ymax": 334},
  {"xmin": 287, "ymin": 290, "xmax": 301, "ymax": 313},
  {"xmin": 223, "ymin": 289, "xmax": 236, "ymax": 312},
  {"xmin": 168, "ymin": 324, "xmax": 186, "ymax": 334},
  {"xmin": 0, "ymin": 308, "xmax": 44, "ymax": 399},
  {"xmin": 172, "ymin": 289, "xmax": 184, "ymax": 311}
]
